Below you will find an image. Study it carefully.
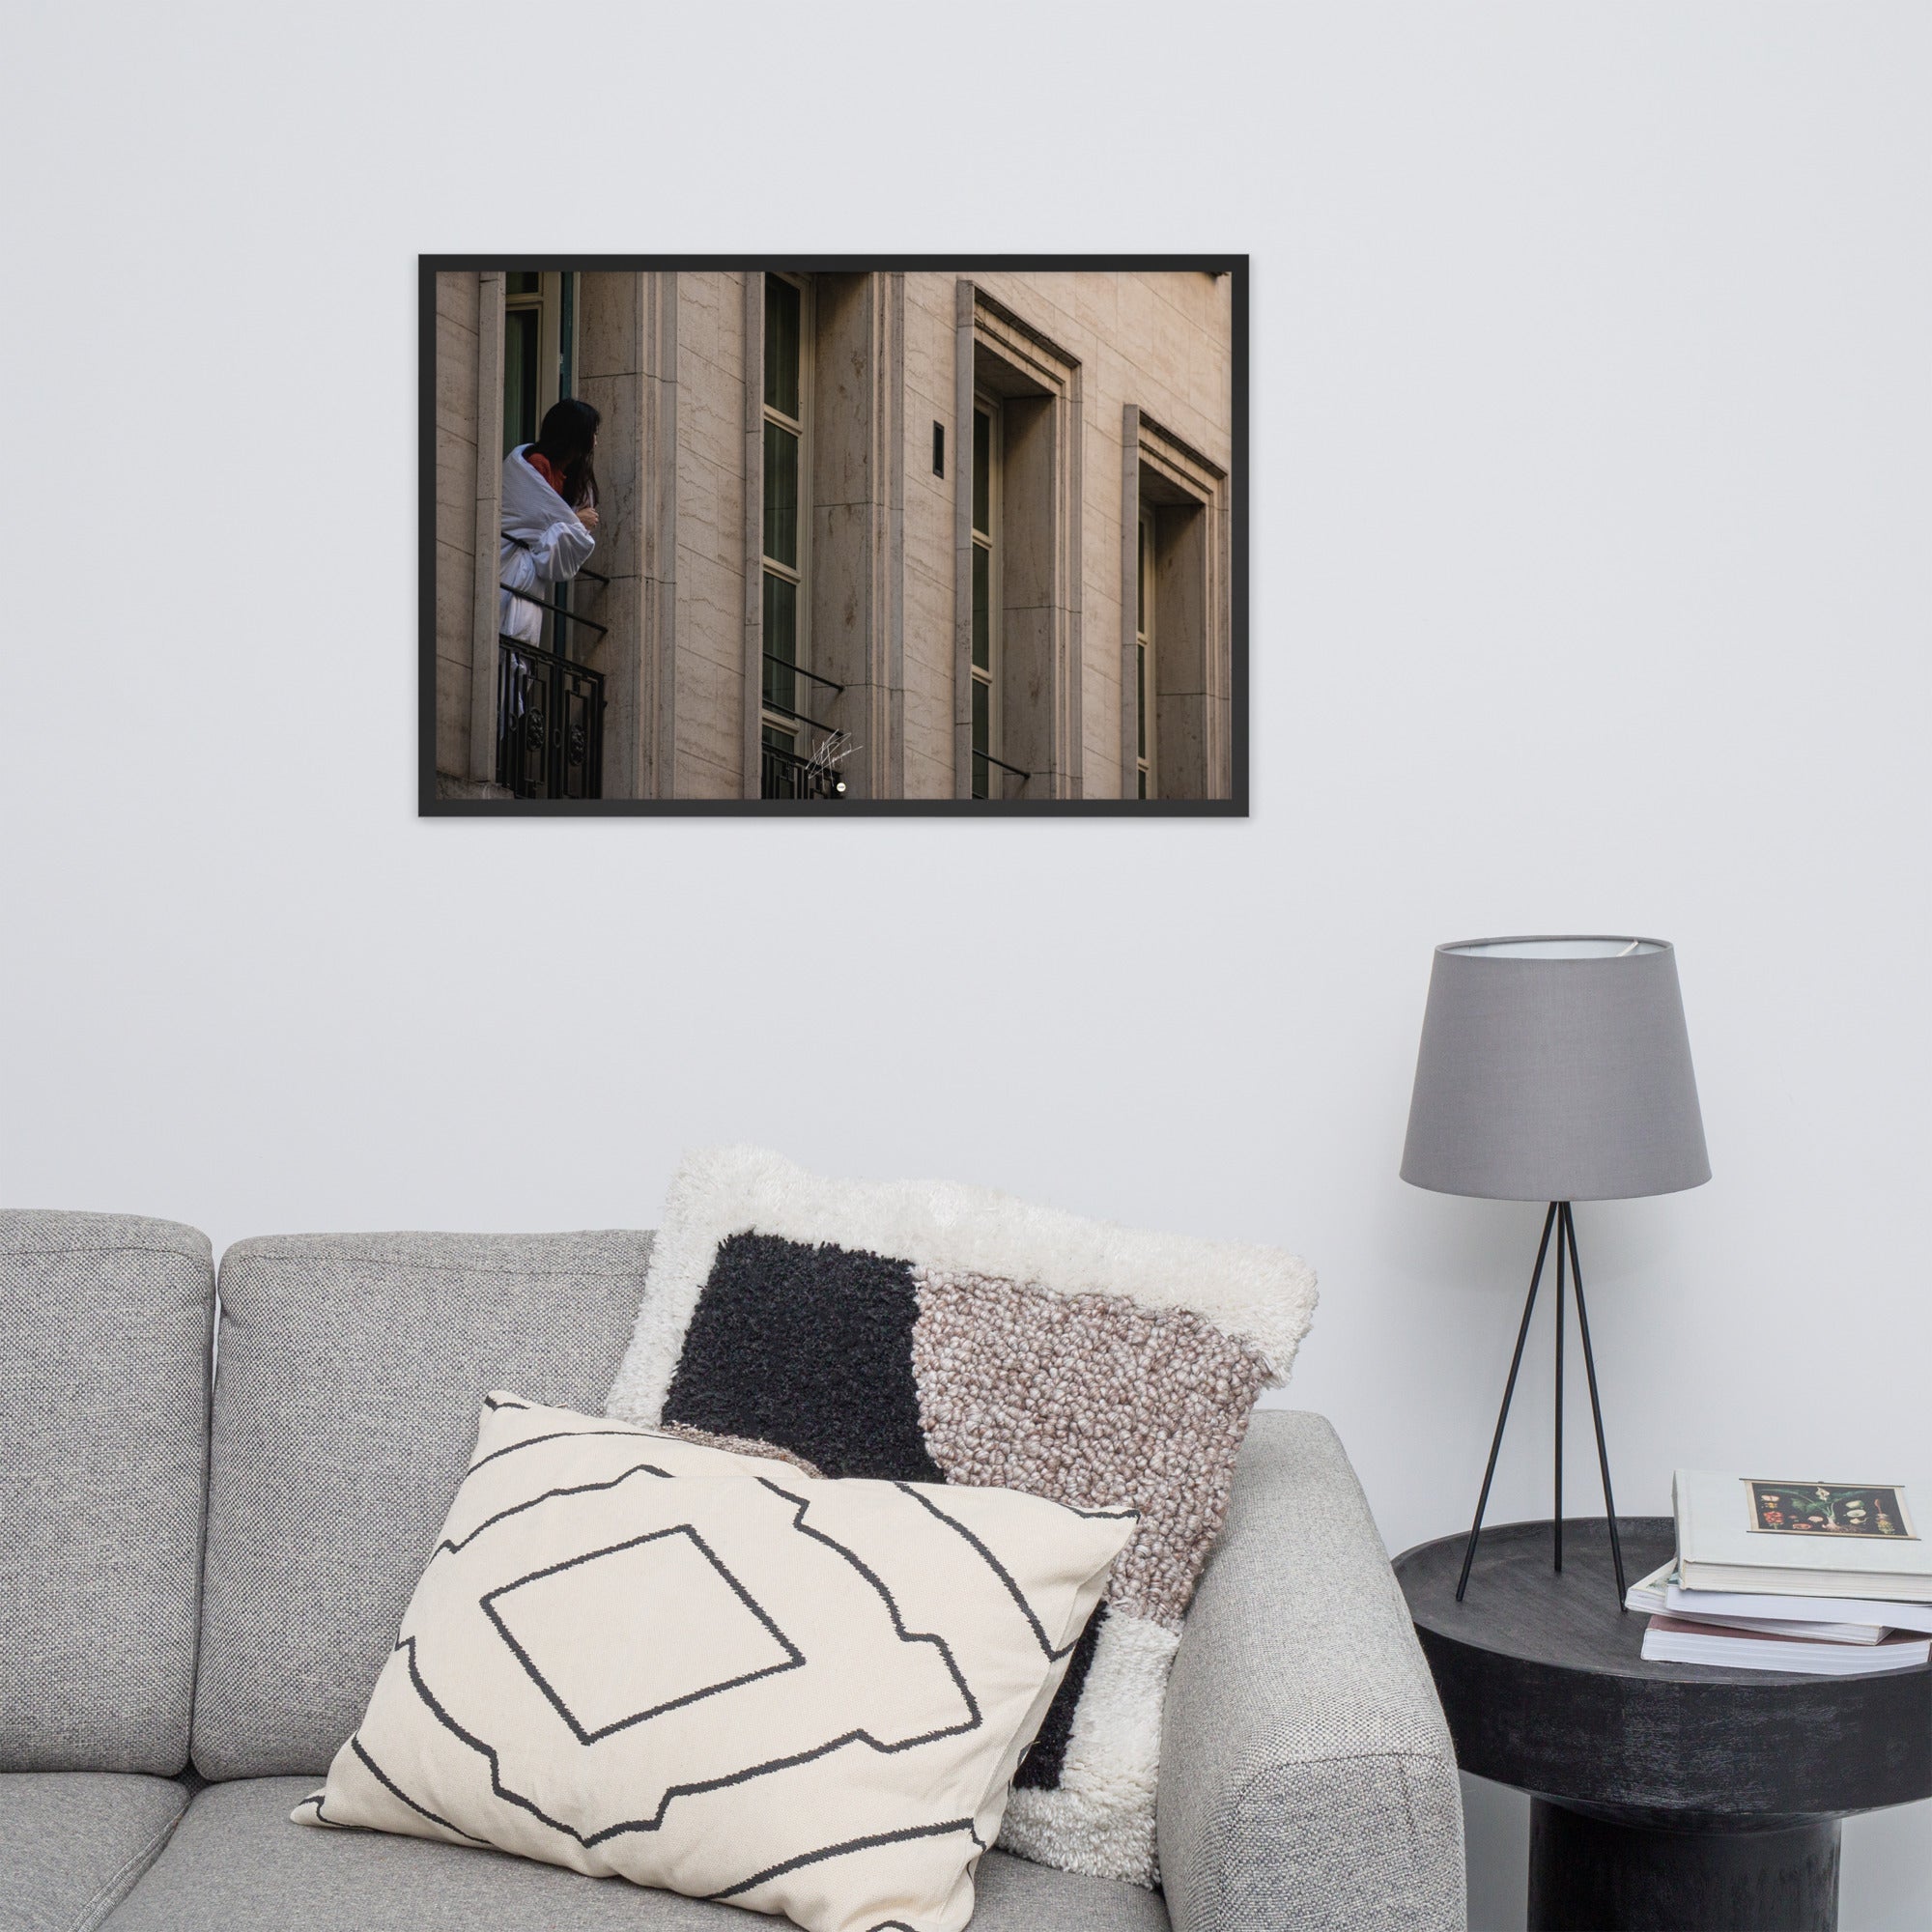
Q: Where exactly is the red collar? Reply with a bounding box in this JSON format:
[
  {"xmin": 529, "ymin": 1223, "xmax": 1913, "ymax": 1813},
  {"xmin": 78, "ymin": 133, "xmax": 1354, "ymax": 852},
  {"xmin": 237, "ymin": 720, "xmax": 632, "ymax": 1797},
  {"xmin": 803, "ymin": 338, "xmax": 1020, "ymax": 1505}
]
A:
[{"xmin": 526, "ymin": 450, "xmax": 568, "ymax": 498}]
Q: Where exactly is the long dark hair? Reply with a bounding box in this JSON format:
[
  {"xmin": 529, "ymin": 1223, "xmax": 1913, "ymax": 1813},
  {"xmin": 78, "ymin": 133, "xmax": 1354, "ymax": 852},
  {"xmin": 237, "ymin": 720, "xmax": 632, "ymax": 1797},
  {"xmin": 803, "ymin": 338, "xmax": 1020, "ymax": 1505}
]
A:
[{"xmin": 531, "ymin": 397, "xmax": 600, "ymax": 510}]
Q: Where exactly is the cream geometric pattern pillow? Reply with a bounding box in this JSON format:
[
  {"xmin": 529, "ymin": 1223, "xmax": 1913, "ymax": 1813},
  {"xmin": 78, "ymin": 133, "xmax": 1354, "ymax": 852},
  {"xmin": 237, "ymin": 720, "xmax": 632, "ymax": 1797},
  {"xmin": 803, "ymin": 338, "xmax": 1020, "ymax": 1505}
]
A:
[{"xmin": 295, "ymin": 1396, "xmax": 1134, "ymax": 1932}]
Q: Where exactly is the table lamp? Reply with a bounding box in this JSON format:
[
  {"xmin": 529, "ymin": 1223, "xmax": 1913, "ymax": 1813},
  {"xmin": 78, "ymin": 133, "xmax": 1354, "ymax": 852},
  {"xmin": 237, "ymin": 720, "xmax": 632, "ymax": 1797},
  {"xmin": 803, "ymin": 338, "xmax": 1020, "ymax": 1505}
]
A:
[{"xmin": 1401, "ymin": 936, "xmax": 1709, "ymax": 1607}]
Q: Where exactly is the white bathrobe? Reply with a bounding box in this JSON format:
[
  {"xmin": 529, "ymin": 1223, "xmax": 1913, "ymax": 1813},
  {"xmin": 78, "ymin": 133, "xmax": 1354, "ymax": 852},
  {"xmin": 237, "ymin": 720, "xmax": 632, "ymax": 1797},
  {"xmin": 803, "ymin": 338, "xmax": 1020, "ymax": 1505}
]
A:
[{"xmin": 498, "ymin": 446, "xmax": 597, "ymax": 645}]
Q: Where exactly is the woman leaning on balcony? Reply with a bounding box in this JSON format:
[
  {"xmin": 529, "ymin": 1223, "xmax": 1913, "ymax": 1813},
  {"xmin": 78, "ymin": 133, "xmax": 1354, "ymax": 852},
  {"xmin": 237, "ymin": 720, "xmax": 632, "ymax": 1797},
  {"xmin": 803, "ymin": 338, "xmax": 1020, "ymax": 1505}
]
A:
[{"xmin": 498, "ymin": 398, "xmax": 601, "ymax": 648}]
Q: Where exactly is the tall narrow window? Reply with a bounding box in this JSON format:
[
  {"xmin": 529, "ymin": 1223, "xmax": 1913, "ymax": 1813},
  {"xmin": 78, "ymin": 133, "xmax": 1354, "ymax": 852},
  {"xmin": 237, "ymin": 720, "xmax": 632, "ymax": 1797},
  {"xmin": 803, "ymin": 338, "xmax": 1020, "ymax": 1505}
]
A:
[
  {"xmin": 501, "ymin": 272, "xmax": 575, "ymax": 455},
  {"xmin": 499, "ymin": 272, "xmax": 580, "ymax": 663},
  {"xmin": 970, "ymin": 396, "xmax": 1002, "ymax": 798},
  {"xmin": 494, "ymin": 271, "xmax": 596, "ymax": 799},
  {"xmin": 1137, "ymin": 502, "xmax": 1156, "ymax": 798},
  {"xmin": 503, "ymin": 273, "xmax": 542, "ymax": 453},
  {"xmin": 761, "ymin": 274, "xmax": 811, "ymax": 793}
]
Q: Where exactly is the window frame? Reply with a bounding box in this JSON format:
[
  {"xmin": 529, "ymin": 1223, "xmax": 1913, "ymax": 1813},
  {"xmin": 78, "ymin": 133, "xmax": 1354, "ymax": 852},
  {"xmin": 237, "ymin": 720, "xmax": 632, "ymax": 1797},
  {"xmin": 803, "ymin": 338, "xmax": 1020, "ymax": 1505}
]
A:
[
  {"xmin": 759, "ymin": 271, "xmax": 814, "ymax": 765},
  {"xmin": 1125, "ymin": 406, "xmax": 1229, "ymax": 802},
  {"xmin": 501, "ymin": 272, "xmax": 581, "ymax": 664},
  {"xmin": 970, "ymin": 390, "xmax": 1004, "ymax": 799},
  {"xmin": 501, "ymin": 271, "xmax": 575, "ymax": 456},
  {"xmin": 957, "ymin": 282, "xmax": 1081, "ymax": 802},
  {"xmin": 1136, "ymin": 499, "xmax": 1156, "ymax": 799}
]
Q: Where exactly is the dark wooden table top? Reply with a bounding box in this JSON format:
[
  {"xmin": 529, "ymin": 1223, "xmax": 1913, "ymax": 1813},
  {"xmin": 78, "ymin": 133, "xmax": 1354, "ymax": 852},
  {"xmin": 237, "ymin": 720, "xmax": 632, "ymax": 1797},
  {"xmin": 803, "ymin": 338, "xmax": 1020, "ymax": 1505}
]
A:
[{"xmin": 1395, "ymin": 1517, "xmax": 1932, "ymax": 1819}]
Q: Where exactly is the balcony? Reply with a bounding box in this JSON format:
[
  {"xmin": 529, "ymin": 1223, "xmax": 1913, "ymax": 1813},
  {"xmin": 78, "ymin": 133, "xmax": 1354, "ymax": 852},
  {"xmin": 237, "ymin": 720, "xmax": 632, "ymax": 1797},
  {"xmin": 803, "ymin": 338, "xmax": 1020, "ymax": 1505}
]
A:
[
  {"xmin": 496, "ymin": 572, "xmax": 608, "ymax": 800},
  {"xmin": 760, "ymin": 740, "xmax": 846, "ymax": 801}
]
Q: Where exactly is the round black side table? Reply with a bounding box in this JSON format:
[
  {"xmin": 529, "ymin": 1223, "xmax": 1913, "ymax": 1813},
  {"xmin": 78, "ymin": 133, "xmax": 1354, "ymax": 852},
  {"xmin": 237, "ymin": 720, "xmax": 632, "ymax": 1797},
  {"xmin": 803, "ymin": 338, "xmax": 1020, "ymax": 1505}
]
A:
[{"xmin": 1395, "ymin": 1518, "xmax": 1932, "ymax": 1932}]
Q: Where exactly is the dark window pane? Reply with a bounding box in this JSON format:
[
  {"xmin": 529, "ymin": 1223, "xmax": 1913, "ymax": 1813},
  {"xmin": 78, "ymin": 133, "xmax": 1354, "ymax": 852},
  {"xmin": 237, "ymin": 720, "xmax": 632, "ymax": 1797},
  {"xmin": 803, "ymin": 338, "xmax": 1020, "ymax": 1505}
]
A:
[
  {"xmin": 1137, "ymin": 517, "xmax": 1147, "ymax": 635},
  {"xmin": 762, "ymin": 572, "xmax": 796, "ymax": 715},
  {"xmin": 1137, "ymin": 642, "xmax": 1147, "ymax": 759},
  {"xmin": 972, "ymin": 542, "xmax": 990, "ymax": 671},
  {"xmin": 503, "ymin": 307, "xmax": 539, "ymax": 453},
  {"xmin": 764, "ymin": 277, "xmax": 801, "ymax": 417},
  {"xmin": 763, "ymin": 570, "xmax": 796, "ymax": 663},
  {"xmin": 972, "ymin": 675, "xmax": 990, "ymax": 797},
  {"xmin": 506, "ymin": 271, "xmax": 540, "ymax": 296},
  {"xmin": 1138, "ymin": 769, "xmax": 1148, "ymax": 799},
  {"xmin": 763, "ymin": 422, "xmax": 799, "ymax": 567},
  {"xmin": 972, "ymin": 408, "xmax": 990, "ymax": 535}
]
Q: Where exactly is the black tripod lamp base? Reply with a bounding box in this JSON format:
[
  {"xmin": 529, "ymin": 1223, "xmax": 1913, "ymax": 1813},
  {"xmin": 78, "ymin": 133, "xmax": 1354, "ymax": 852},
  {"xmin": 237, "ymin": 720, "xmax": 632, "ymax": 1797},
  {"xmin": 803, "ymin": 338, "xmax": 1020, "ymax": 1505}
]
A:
[{"xmin": 1455, "ymin": 1201, "xmax": 1628, "ymax": 1609}]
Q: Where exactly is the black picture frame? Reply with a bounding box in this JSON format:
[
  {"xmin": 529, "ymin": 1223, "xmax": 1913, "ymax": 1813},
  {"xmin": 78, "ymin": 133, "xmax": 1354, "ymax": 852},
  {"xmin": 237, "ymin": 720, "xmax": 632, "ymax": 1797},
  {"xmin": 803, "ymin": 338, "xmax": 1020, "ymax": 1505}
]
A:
[{"xmin": 418, "ymin": 254, "xmax": 1249, "ymax": 816}]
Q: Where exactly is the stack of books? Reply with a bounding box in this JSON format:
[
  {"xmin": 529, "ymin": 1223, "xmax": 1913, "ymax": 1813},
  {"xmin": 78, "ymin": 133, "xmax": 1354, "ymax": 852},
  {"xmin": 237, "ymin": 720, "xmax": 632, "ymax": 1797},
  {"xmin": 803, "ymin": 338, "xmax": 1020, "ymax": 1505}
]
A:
[{"xmin": 1633, "ymin": 1471, "xmax": 1932, "ymax": 1675}]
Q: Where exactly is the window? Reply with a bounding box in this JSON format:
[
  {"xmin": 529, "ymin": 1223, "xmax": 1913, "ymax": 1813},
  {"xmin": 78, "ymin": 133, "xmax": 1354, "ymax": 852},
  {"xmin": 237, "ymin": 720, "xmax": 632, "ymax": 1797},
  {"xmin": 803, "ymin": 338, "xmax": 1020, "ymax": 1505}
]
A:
[
  {"xmin": 501, "ymin": 272, "xmax": 576, "ymax": 456},
  {"xmin": 504, "ymin": 286, "xmax": 540, "ymax": 451},
  {"xmin": 1136, "ymin": 502, "xmax": 1156, "ymax": 799},
  {"xmin": 500, "ymin": 272, "xmax": 581, "ymax": 663},
  {"xmin": 960, "ymin": 288, "xmax": 1079, "ymax": 800},
  {"xmin": 1126, "ymin": 407, "xmax": 1230, "ymax": 800},
  {"xmin": 760, "ymin": 274, "xmax": 812, "ymax": 791},
  {"xmin": 970, "ymin": 396, "xmax": 1002, "ymax": 798}
]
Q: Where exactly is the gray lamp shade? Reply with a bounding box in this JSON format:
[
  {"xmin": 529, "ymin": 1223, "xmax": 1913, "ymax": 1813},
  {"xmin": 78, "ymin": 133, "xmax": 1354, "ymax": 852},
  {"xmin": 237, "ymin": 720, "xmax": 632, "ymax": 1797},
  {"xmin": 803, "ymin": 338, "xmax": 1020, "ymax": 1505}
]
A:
[{"xmin": 1401, "ymin": 936, "xmax": 1710, "ymax": 1203}]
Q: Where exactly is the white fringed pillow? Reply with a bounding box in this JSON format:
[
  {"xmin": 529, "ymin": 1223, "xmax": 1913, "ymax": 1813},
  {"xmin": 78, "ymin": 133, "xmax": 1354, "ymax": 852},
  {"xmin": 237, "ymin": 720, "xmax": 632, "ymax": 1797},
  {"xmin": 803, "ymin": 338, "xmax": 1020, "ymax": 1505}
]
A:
[
  {"xmin": 295, "ymin": 1395, "xmax": 1133, "ymax": 1932},
  {"xmin": 605, "ymin": 1146, "xmax": 1319, "ymax": 1886}
]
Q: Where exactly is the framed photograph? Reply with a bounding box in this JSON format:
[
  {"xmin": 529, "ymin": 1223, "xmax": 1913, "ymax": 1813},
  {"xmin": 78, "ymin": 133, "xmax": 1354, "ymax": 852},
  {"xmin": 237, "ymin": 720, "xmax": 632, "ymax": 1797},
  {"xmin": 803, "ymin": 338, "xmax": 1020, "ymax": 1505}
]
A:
[
  {"xmin": 420, "ymin": 256, "xmax": 1247, "ymax": 813},
  {"xmin": 1743, "ymin": 1479, "xmax": 1918, "ymax": 1541}
]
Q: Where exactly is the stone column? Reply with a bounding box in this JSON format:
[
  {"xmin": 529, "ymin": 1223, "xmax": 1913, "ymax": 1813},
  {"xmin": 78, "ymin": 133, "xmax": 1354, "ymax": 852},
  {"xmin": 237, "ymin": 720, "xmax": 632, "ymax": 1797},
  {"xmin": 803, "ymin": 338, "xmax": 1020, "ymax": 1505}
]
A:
[
  {"xmin": 576, "ymin": 271, "xmax": 677, "ymax": 800},
  {"xmin": 741, "ymin": 273, "xmax": 764, "ymax": 799},
  {"xmin": 466, "ymin": 270, "xmax": 505, "ymax": 788},
  {"xmin": 808, "ymin": 271, "xmax": 905, "ymax": 798}
]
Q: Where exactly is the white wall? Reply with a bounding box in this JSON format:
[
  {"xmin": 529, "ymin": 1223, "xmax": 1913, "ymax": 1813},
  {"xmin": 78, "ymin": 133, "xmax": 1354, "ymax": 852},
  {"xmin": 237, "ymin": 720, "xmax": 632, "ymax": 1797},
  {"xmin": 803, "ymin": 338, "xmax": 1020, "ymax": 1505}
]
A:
[{"xmin": 3, "ymin": 6, "xmax": 1927, "ymax": 1925}]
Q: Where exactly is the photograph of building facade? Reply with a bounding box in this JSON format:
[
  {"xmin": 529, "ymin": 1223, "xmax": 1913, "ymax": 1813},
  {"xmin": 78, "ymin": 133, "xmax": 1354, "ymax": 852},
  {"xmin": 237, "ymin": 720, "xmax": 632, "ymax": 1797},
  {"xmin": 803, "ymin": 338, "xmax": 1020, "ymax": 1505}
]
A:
[{"xmin": 428, "ymin": 262, "xmax": 1241, "ymax": 807}]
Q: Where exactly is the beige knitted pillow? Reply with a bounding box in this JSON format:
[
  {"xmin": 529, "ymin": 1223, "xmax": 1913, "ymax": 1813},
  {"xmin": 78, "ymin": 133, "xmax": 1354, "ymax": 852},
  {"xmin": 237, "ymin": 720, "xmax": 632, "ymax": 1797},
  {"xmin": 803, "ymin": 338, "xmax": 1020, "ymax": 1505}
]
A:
[{"xmin": 295, "ymin": 1395, "xmax": 1133, "ymax": 1932}]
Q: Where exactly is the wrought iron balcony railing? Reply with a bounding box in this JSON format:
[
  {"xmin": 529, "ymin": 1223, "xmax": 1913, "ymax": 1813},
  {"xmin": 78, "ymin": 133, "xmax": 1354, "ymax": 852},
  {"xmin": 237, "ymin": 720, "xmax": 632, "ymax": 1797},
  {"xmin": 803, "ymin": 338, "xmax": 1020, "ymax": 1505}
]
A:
[
  {"xmin": 760, "ymin": 654, "xmax": 849, "ymax": 799},
  {"xmin": 761, "ymin": 740, "xmax": 846, "ymax": 800},
  {"xmin": 497, "ymin": 567, "xmax": 608, "ymax": 800},
  {"xmin": 497, "ymin": 637, "xmax": 604, "ymax": 799}
]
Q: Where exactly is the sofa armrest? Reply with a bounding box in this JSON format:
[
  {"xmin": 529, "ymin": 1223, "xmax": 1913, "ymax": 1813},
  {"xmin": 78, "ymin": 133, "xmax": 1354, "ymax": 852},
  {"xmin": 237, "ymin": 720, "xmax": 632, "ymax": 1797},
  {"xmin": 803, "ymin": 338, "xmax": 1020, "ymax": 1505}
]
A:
[{"xmin": 1157, "ymin": 1410, "xmax": 1465, "ymax": 1932}]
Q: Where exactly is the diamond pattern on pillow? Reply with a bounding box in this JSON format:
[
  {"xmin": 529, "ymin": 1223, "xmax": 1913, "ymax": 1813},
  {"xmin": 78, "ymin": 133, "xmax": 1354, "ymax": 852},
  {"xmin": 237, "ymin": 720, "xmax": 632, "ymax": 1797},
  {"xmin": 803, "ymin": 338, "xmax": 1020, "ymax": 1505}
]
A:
[{"xmin": 297, "ymin": 1398, "xmax": 1133, "ymax": 1932}]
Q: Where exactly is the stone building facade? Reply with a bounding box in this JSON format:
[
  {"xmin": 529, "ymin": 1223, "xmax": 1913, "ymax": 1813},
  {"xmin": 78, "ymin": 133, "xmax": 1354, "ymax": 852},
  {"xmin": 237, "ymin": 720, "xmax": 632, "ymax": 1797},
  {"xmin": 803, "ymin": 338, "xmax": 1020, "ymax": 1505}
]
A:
[{"xmin": 431, "ymin": 266, "xmax": 1236, "ymax": 803}]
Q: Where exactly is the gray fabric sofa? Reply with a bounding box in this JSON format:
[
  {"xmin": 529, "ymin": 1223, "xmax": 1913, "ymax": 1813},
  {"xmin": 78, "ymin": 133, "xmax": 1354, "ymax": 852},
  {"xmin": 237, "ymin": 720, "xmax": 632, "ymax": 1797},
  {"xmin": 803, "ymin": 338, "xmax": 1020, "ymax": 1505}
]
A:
[{"xmin": 0, "ymin": 1212, "xmax": 1464, "ymax": 1932}]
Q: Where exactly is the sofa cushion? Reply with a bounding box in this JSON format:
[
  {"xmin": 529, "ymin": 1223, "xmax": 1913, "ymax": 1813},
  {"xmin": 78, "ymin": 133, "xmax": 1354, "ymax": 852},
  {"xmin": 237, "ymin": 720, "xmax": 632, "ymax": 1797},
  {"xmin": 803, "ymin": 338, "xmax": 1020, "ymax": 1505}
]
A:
[
  {"xmin": 294, "ymin": 1395, "xmax": 1133, "ymax": 1932},
  {"xmin": 606, "ymin": 1147, "xmax": 1319, "ymax": 1887},
  {"xmin": 191, "ymin": 1232, "xmax": 656, "ymax": 1777},
  {"xmin": 0, "ymin": 1771, "xmax": 188, "ymax": 1932},
  {"xmin": 101, "ymin": 1778, "xmax": 1169, "ymax": 1931},
  {"xmin": 0, "ymin": 1211, "xmax": 214, "ymax": 1773}
]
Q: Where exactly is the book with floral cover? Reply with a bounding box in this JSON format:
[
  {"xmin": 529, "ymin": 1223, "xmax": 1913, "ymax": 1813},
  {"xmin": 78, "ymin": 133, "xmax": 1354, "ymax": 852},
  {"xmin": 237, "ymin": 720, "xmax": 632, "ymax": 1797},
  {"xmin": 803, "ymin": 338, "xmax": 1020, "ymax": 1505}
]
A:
[{"xmin": 1674, "ymin": 1470, "xmax": 1932, "ymax": 1599}]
